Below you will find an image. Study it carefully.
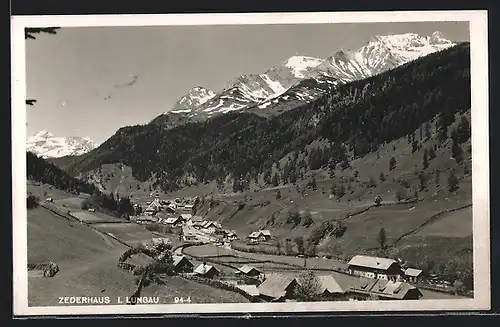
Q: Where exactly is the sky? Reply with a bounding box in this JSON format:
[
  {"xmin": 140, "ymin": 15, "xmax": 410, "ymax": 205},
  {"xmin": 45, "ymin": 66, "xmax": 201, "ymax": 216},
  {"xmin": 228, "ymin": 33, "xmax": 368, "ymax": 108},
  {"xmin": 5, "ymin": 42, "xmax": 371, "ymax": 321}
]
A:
[{"xmin": 25, "ymin": 21, "xmax": 469, "ymax": 145}]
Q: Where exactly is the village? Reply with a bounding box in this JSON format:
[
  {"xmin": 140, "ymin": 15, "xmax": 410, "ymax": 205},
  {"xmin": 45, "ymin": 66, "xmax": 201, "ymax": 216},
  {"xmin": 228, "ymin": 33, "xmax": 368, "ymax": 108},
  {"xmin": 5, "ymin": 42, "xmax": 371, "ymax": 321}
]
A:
[{"xmin": 121, "ymin": 194, "xmax": 434, "ymax": 303}]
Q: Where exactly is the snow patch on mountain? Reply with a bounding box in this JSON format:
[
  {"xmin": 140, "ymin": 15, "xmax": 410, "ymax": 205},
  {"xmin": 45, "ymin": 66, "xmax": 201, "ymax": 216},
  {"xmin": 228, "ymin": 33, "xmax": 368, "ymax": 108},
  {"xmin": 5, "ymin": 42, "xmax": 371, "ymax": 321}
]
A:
[
  {"xmin": 27, "ymin": 130, "xmax": 96, "ymax": 158},
  {"xmin": 157, "ymin": 31, "xmax": 456, "ymax": 123},
  {"xmin": 284, "ymin": 56, "xmax": 324, "ymax": 78}
]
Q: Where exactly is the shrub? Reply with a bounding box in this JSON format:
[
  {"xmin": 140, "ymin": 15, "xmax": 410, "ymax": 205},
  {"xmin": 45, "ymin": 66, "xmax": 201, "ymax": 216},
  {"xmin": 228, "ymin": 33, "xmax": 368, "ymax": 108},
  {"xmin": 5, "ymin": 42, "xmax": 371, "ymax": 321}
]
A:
[
  {"xmin": 294, "ymin": 271, "xmax": 322, "ymax": 301},
  {"xmin": 27, "ymin": 195, "xmax": 39, "ymax": 209}
]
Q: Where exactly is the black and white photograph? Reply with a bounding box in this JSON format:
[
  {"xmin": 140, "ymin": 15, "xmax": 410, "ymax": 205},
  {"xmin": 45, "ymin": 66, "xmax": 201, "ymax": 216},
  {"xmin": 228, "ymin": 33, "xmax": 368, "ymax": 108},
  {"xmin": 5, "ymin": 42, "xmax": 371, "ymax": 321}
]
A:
[{"xmin": 11, "ymin": 11, "xmax": 490, "ymax": 316}]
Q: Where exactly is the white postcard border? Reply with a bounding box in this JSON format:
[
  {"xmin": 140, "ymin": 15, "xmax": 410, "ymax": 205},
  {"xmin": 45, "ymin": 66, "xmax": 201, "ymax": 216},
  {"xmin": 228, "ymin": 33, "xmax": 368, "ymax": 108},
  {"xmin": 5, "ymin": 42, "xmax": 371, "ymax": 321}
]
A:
[{"xmin": 11, "ymin": 10, "xmax": 490, "ymax": 316}]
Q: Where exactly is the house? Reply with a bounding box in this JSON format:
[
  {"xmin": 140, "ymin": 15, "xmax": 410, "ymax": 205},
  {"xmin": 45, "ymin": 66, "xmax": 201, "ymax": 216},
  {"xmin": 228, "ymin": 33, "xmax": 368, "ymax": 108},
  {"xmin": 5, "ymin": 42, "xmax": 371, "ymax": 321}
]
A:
[
  {"xmin": 347, "ymin": 255, "xmax": 403, "ymax": 281},
  {"xmin": 236, "ymin": 265, "xmax": 263, "ymax": 278},
  {"xmin": 247, "ymin": 230, "xmax": 271, "ymax": 242},
  {"xmin": 183, "ymin": 204, "xmax": 194, "ymax": 213},
  {"xmin": 192, "ymin": 221, "xmax": 205, "ymax": 229},
  {"xmin": 182, "ymin": 226, "xmax": 198, "ymax": 242},
  {"xmin": 172, "ymin": 256, "xmax": 194, "ymax": 273},
  {"xmin": 201, "ymin": 221, "xmax": 220, "ymax": 233},
  {"xmin": 248, "ymin": 231, "xmax": 262, "ymax": 242},
  {"xmin": 257, "ymin": 273, "xmax": 298, "ymax": 302},
  {"xmin": 145, "ymin": 198, "xmax": 162, "ymax": 215},
  {"xmin": 316, "ymin": 275, "xmax": 347, "ymax": 299},
  {"xmin": 226, "ymin": 230, "xmax": 238, "ymax": 241},
  {"xmin": 348, "ymin": 278, "xmax": 423, "ymax": 300},
  {"xmin": 260, "ymin": 230, "xmax": 272, "ymax": 241},
  {"xmin": 191, "ymin": 216, "xmax": 203, "ymax": 223},
  {"xmin": 194, "ymin": 263, "xmax": 220, "ymax": 279},
  {"xmin": 164, "ymin": 217, "xmax": 181, "ymax": 226},
  {"xmin": 404, "ymin": 268, "xmax": 423, "ymax": 283},
  {"xmin": 179, "ymin": 213, "xmax": 193, "ymax": 222}
]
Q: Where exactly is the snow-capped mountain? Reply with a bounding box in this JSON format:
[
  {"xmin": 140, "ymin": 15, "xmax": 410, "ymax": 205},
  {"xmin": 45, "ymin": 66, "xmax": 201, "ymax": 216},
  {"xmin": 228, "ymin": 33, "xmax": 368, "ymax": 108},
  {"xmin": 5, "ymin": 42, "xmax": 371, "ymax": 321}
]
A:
[
  {"xmin": 158, "ymin": 32, "xmax": 456, "ymax": 122},
  {"xmin": 169, "ymin": 86, "xmax": 216, "ymax": 113},
  {"xmin": 26, "ymin": 130, "xmax": 96, "ymax": 158}
]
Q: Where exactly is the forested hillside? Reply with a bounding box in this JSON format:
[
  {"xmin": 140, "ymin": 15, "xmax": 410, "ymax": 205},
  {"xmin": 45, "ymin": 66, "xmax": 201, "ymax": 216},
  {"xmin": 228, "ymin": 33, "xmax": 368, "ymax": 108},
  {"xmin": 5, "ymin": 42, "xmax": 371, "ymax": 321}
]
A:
[
  {"xmin": 27, "ymin": 151, "xmax": 98, "ymax": 195},
  {"xmin": 58, "ymin": 43, "xmax": 470, "ymax": 193}
]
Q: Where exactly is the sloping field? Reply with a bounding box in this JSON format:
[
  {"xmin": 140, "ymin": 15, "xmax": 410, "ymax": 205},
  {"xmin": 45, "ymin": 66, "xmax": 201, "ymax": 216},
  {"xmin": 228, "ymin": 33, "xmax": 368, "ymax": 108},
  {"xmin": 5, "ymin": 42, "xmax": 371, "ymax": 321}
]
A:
[
  {"xmin": 70, "ymin": 210, "xmax": 124, "ymax": 223},
  {"xmin": 27, "ymin": 181, "xmax": 76, "ymax": 201},
  {"xmin": 413, "ymin": 206, "xmax": 472, "ymax": 238},
  {"xmin": 27, "ymin": 206, "xmax": 125, "ymax": 264},
  {"xmin": 91, "ymin": 222, "xmax": 159, "ymax": 247},
  {"xmin": 27, "ymin": 206, "xmax": 247, "ymax": 306},
  {"xmin": 329, "ymin": 198, "xmax": 472, "ymax": 256},
  {"xmin": 55, "ymin": 197, "xmax": 85, "ymax": 210}
]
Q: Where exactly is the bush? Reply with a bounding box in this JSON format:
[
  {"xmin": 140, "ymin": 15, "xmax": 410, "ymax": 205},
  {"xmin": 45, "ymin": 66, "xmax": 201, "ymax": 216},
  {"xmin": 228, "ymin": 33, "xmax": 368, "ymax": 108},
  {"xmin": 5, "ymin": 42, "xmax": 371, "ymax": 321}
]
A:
[
  {"xmin": 81, "ymin": 199, "xmax": 92, "ymax": 210},
  {"xmin": 294, "ymin": 271, "xmax": 322, "ymax": 301},
  {"xmin": 27, "ymin": 195, "xmax": 39, "ymax": 209}
]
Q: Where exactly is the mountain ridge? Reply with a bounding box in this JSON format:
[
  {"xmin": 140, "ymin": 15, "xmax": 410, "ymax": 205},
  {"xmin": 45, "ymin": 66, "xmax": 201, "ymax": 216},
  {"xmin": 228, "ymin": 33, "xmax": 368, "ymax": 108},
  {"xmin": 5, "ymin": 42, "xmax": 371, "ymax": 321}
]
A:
[
  {"xmin": 158, "ymin": 31, "xmax": 456, "ymax": 125},
  {"xmin": 26, "ymin": 130, "xmax": 97, "ymax": 158},
  {"xmin": 55, "ymin": 43, "xmax": 471, "ymax": 195}
]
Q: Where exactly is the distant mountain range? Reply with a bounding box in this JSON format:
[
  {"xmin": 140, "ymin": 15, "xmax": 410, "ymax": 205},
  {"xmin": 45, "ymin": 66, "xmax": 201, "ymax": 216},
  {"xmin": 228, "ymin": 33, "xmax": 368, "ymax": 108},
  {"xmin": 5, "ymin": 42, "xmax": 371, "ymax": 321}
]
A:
[
  {"xmin": 26, "ymin": 130, "xmax": 96, "ymax": 158},
  {"xmin": 152, "ymin": 31, "xmax": 455, "ymax": 126}
]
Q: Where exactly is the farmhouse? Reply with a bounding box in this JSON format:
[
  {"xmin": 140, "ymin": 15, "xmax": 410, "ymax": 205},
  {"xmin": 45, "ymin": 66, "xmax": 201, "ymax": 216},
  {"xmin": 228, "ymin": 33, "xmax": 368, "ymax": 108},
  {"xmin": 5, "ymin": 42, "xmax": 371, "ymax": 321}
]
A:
[
  {"xmin": 194, "ymin": 263, "xmax": 220, "ymax": 279},
  {"xmin": 179, "ymin": 213, "xmax": 193, "ymax": 222},
  {"xmin": 349, "ymin": 278, "xmax": 423, "ymax": 300},
  {"xmin": 191, "ymin": 215, "xmax": 203, "ymax": 223},
  {"xmin": 164, "ymin": 217, "xmax": 182, "ymax": 226},
  {"xmin": 257, "ymin": 273, "xmax": 298, "ymax": 302},
  {"xmin": 347, "ymin": 255, "xmax": 403, "ymax": 281},
  {"xmin": 315, "ymin": 275, "xmax": 348, "ymax": 299},
  {"xmin": 236, "ymin": 265, "xmax": 262, "ymax": 278},
  {"xmin": 201, "ymin": 221, "xmax": 221, "ymax": 233},
  {"xmin": 248, "ymin": 230, "xmax": 272, "ymax": 242},
  {"xmin": 260, "ymin": 230, "xmax": 271, "ymax": 241},
  {"xmin": 404, "ymin": 268, "xmax": 423, "ymax": 283},
  {"xmin": 145, "ymin": 198, "xmax": 162, "ymax": 215},
  {"xmin": 172, "ymin": 256, "xmax": 194, "ymax": 273},
  {"xmin": 182, "ymin": 204, "xmax": 194, "ymax": 213},
  {"xmin": 226, "ymin": 230, "xmax": 238, "ymax": 241}
]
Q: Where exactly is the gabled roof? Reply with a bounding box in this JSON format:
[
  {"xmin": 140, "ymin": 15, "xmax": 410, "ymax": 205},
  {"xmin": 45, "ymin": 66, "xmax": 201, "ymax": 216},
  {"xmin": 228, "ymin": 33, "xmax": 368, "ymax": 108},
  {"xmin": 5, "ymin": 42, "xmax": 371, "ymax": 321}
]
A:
[
  {"xmin": 236, "ymin": 285, "xmax": 260, "ymax": 297},
  {"xmin": 238, "ymin": 265, "xmax": 262, "ymax": 275},
  {"xmin": 165, "ymin": 217, "xmax": 179, "ymax": 224},
  {"xmin": 172, "ymin": 256, "xmax": 192, "ymax": 267},
  {"xmin": 260, "ymin": 230, "xmax": 271, "ymax": 236},
  {"xmin": 347, "ymin": 255, "xmax": 398, "ymax": 271},
  {"xmin": 249, "ymin": 231, "xmax": 261, "ymax": 238},
  {"xmin": 194, "ymin": 264, "xmax": 219, "ymax": 275},
  {"xmin": 146, "ymin": 198, "xmax": 162, "ymax": 212},
  {"xmin": 316, "ymin": 275, "xmax": 345, "ymax": 294},
  {"xmin": 257, "ymin": 273, "xmax": 297, "ymax": 299},
  {"xmin": 182, "ymin": 226, "xmax": 197, "ymax": 236},
  {"xmin": 202, "ymin": 221, "xmax": 220, "ymax": 228},
  {"xmin": 368, "ymin": 279, "xmax": 421, "ymax": 300},
  {"xmin": 404, "ymin": 268, "xmax": 423, "ymax": 277},
  {"xmin": 180, "ymin": 213, "xmax": 193, "ymax": 220},
  {"xmin": 191, "ymin": 216, "xmax": 203, "ymax": 222}
]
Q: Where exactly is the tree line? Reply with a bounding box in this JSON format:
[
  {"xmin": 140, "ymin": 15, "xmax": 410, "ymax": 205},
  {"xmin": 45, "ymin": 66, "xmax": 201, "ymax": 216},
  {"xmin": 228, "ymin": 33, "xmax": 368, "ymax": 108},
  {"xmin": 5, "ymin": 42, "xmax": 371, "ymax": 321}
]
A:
[{"xmin": 60, "ymin": 43, "xmax": 471, "ymax": 193}]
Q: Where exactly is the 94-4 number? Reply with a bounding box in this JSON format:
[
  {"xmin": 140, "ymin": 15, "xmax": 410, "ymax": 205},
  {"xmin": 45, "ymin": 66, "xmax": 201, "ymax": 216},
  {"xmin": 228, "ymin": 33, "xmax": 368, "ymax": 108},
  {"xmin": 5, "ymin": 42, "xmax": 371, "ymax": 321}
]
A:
[{"xmin": 174, "ymin": 296, "xmax": 191, "ymax": 304}]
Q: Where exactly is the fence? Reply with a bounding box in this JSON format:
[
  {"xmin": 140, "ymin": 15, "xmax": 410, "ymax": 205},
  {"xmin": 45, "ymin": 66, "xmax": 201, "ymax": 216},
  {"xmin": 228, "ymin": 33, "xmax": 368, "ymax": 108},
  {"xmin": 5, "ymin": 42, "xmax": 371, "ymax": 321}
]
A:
[
  {"xmin": 180, "ymin": 274, "xmax": 264, "ymax": 302},
  {"xmin": 27, "ymin": 262, "xmax": 59, "ymax": 277}
]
